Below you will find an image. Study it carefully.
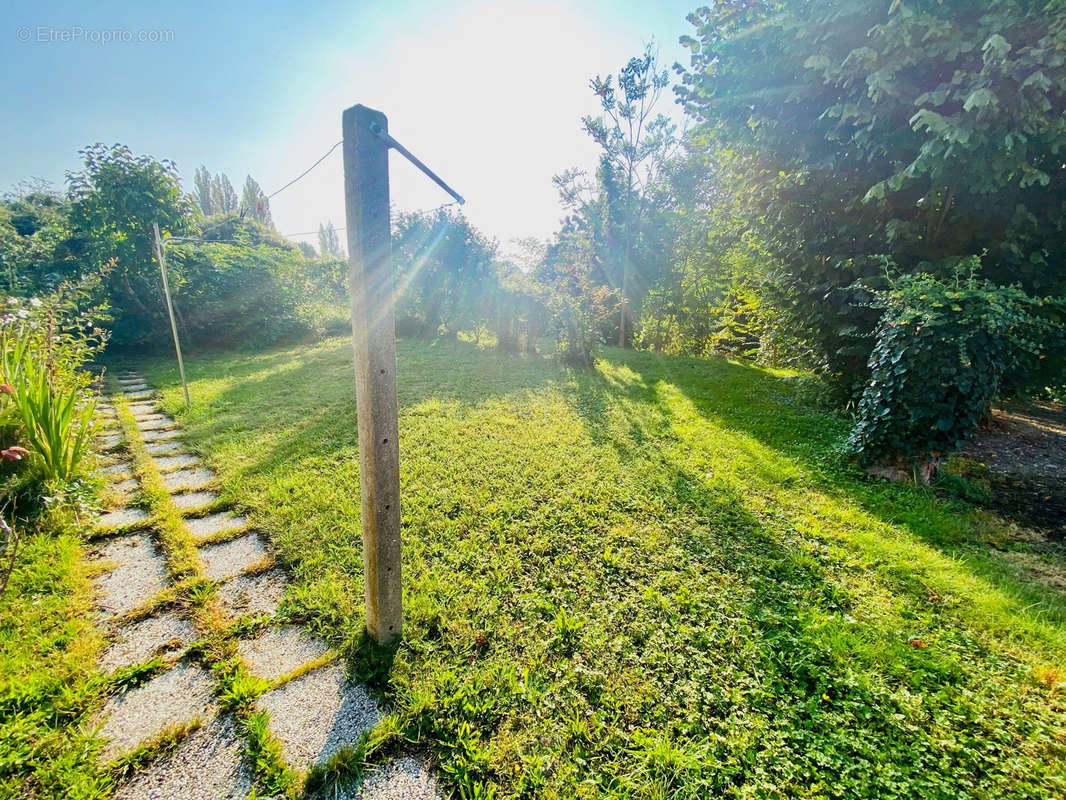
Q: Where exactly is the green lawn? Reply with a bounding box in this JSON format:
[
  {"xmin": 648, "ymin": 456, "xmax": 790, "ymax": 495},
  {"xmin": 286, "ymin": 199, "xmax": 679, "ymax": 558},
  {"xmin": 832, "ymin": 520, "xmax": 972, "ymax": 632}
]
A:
[
  {"xmin": 0, "ymin": 505, "xmax": 109, "ymax": 799},
  {"xmin": 128, "ymin": 336, "xmax": 1065, "ymax": 799}
]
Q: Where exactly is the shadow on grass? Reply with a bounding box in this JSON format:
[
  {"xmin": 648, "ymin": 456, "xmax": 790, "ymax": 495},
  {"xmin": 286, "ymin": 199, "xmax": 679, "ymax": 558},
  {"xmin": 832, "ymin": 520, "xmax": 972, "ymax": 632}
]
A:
[
  {"xmin": 125, "ymin": 336, "xmax": 1064, "ymax": 793},
  {"xmin": 137, "ymin": 335, "xmax": 1066, "ymax": 647},
  {"xmin": 136, "ymin": 337, "xmax": 562, "ymax": 481},
  {"xmin": 594, "ymin": 347, "xmax": 1066, "ymax": 642}
]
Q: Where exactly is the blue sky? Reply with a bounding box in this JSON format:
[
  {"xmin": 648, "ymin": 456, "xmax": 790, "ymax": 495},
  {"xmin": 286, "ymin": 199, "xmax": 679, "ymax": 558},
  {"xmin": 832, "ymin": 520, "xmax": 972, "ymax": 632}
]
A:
[{"xmin": 2, "ymin": 0, "xmax": 698, "ymax": 252}]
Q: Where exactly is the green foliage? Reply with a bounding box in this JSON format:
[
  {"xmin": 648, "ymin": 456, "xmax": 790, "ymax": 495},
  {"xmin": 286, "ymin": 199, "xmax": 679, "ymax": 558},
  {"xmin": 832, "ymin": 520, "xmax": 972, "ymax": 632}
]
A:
[
  {"xmin": 580, "ymin": 44, "xmax": 678, "ymax": 347},
  {"xmin": 192, "ymin": 166, "xmax": 214, "ymax": 217},
  {"xmin": 0, "ymin": 510, "xmax": 108, "ymax": 799},
  {"xmin": 317, "ymin": 221, "xmax": 343, "ymax": 258},
  {"xmin": 848, "ymin": 267, "xmax": 1066, "ymax": 469},
  {"xmin": 393, "ymin": 208, "xmax": 498, "ymax": 339},
  {"xmin": 536, "ymin": 231, "xmax": 614, "ymax": 366},
  {"xmin": 4, "ymin": 357, "xmax": 94, "ymax": 484},
  {"xmin": 238, "ymin": 176, "xmax": 273, "ymax": 229},
  {"xmin": 0, "ymin": 187, "xmax": 83, "ymax": 297},
  {"xmin": 67, "ymin": 143, "xmax": 192, "ymax": 350},
  {"xmin": 168, "ymin": 224, "xmax": 338, "ymax": 349},
  {"xmin": 211, "ymin": 174, "xmax": 239, "ymax": 215},
  {"xmin": 191, "ymin": 165, "xmax": 240, "ymax": 218},
  {"xmin": 0, "ymin": 275, "xmax": 109, "ymax": 485},
  {"xmin": 241, "ymin": 711, "xmax": 297, "ymax": 797},
  {"xmin": 678, "ymin": 0, "xmax": 1066, "ymax": 383}
]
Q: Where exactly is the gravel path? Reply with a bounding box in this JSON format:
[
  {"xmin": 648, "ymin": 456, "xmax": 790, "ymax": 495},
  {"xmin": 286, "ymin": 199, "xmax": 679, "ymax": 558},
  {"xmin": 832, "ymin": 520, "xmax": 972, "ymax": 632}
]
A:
[
  {"xmin": 184, "ymin": 511, "xmax": 247, "ymax": 541},
  {"xmin": 255, "ymin": 663, "xmax": 381, "ymax": 768},
  {"xmin": 199, "ymin": 533, "xmax": 267, "ymax": 580},
  {"xmin": 113, "ymin": 715, "xmax": 252, "ymax": 800},
  {"xmin": 97, "ymin": 664, "xmax": 215, "ymax": 758},
  {"xmin": 99, "ymin": 612, "xmax": 195, "ymax": 672},
  {"xmin": 92, "ymin": 374, "xmax": 441, "ymax": 798},
  {"xmin": 216, "ymin": 569, "xmax": 288, "ymax": 618},
  {"xmin": 91, "ymin": 533, "xmax": 167, "ymax": 616},
  {"xmin": 237, "ymin": 625, "xmax": 331, "ymax": 681},
  {"xmin": 145, "ymin": 440, "xmax": 184, "ymax": 455},
  {"xmin": 344, "ymin": 757, "xmax": 442, "ymax": 800},
  {"xmin": 161, "ymin": 467, "xmax": 215, "ymax": 492},
  {"xmin": 153, "ymin": 453, "xmax": 202, "ymax": 472},
  {"xmin": 171, "ymin": 490, "xmax": 219, "ymax": 513},
  {"xmin": 96, "ymin": 507, "xmax": 149, "ymax": 529}
]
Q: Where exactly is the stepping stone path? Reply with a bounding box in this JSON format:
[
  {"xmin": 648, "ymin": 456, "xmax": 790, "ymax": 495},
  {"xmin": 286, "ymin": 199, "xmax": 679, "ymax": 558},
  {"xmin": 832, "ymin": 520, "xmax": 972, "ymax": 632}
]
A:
[
  {"xmin": 153, "ymin": 453, "xmax": 201, "ymax": 472},
  {"xmin": 99, "ymin": 611, "xmax": 195, "ymax": 672},
  {"xmin": 171, "ymin": 490, "xmax": 219, "ymax": 513},
  {"xmin": 255, "ymin": 663, "xmax": 381, "ymax": 769},
  {"xmin": 145, "ymin": 440, "xmax": 184, "ymax": 456},
  {"xmin": 216, "ymin": 569, "xmax": 288, "ymax": 618},
  {"xmin": 89, "ymin": 372, "xmax": 440, "ymax": 799},
  {"xmin": 91, "ymin": 533, "xmax": 167, "ymax": 616},
  {"xmin": 199, "ymin": 532, "xmax": 268, "ymax": 580},
  {"xmin": 237, "ymin": 625, "xmax": 331, "ymax": 681},
  {"xmin": 96, "ymin": 507, "xmax": 150, "ymax": 529},
  {"xmin": 162, "ymin": 467, "xmax": 216, "ymax": 493},
  {"xmin": 184, "ymin": 510, "xmax": 247, "ymax": 542},
  {"xmin": 113, "ymin": 716, "xmax": 252, "ymax": 800}
]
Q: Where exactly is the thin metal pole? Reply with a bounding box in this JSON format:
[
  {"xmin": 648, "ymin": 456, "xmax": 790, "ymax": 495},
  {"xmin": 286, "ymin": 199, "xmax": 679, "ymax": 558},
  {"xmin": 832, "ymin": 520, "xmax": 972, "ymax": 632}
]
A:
[
  {"xmin": 369, "ymin": 122, "xmax": 465, "ymax": 206},
  {"xmin": 152, "ymin": 222, "xmax": 191, "ymax": 407}
]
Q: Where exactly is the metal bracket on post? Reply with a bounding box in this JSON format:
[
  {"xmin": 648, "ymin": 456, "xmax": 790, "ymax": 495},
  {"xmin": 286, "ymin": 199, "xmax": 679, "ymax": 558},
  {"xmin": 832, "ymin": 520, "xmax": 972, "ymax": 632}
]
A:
[
  {"xmin": 342, "ymin": 105, "xmax": 404, "ymax": 644},
  {"xmin": 368, "ymin": 122, "xmax": 466, "ymax": 206}
]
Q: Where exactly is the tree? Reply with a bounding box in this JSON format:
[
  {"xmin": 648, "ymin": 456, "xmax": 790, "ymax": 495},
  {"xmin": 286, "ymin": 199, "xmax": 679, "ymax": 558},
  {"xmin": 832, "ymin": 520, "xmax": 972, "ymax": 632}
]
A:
[
  {"xmin": 392, "ymin": 208, "xmax": 497, "ymax": 339},
  {"xmin": 318, "ymin": 221, "xmax": 343, "ymax": 257},
  {"xmin": 296, "ymin": 241, "xmax": 317, "ymax": 258},
  {"xmin": 211, "ymin": 173, "xmax": 239, "ymax": 214},
  {"xmin": 677, "ymin": 0, "xmax": 1066, "ymax": 384},
  {"xmin": 239, "ymin": 176, "xmax": 272, "ymax": 228},
  {"xmin": 193, "ymin": 165, "xmax": 214, "ymax": 216},
  {"xmin": 583, "ymin": 44, "xmax": 678, "ymax": 346},
  {"xmin": 536, "ymin": 219, "xmax": 615, "ymax": 365},
  {"xmin": 0, "ymin": 185, "xmax": 82, "ymax": 295},
  {"xmin": 66, "ymin": 143, "xmax": 191, "ymax": 348}
]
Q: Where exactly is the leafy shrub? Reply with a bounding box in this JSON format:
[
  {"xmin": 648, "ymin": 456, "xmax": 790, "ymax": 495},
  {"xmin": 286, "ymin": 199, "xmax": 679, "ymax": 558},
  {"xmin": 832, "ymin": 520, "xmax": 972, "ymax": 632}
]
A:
[
  {"xmin": 169, "ymin": 237, "xmax": 334, "ymax": 349},
  {"xmin": 67, "ymin": 144, "xmax": 192, "ymax": 351},
  {"xmin": 393, "ymin": 209, "xmax": 498, "ymax": 341},
  {"xmin": 677, "ymin": 0, "xmax": 1066, "ymax": 384},
  {"xmin": 0, "ymin": 271, "xmax": 109, "ymax": 485},
  {"xmin": 847, "ymin": 267, "xmax": 1066, "ymax": 477},
  {"xmin": 6, "ymin": 358, "xmax": 95, "ymax": 484}
]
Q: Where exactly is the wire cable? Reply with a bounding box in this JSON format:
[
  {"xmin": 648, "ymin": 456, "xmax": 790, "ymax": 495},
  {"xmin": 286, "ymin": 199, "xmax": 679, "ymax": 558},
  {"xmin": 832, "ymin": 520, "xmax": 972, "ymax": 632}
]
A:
[
  {"xmin": 266, "ymin": 140, "xmax": 343, "ymax": 199},
  {"xmin": 279, "ymin": 200, "xmax": 461, "ymax": 240}
]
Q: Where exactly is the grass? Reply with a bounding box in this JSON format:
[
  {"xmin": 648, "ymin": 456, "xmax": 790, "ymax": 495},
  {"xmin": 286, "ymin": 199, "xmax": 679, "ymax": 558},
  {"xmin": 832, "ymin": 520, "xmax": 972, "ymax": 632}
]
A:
[
  {"xmin": 116, "ymin": 335, "xmax": 1066, "ymax": 799},
  {"xmin": 0, "ymin": 490, "xmax": 109, "ymax": 799}
]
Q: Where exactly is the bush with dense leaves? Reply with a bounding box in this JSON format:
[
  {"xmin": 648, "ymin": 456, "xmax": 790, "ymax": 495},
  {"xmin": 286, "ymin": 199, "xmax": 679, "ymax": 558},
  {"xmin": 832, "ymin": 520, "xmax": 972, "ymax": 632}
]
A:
[
  {"xmin": 167, "ymin": 224, "xmax": 341, "ymax": 349},
  {"xmin": 847, "ymin": 268, "xmax": 1065, "ymax": 475},
  {"xmin": 677, "ymin": 0, "xmax": 1066, "ymax": 384}
]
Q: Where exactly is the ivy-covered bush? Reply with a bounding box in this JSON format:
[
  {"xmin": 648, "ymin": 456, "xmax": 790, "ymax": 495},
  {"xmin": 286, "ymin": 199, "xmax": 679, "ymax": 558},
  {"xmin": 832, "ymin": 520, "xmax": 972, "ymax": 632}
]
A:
[{"xmin": 847, "ymin": 267, "xmax": 1065, "ymax": 479}]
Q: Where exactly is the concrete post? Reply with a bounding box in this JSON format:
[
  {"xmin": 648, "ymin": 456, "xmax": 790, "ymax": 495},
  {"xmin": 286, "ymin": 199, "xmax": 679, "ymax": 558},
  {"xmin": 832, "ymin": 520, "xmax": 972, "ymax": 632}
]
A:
[{"xmin": 342, "ymin": 104, "xmax": 403, "ymax": 643}]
